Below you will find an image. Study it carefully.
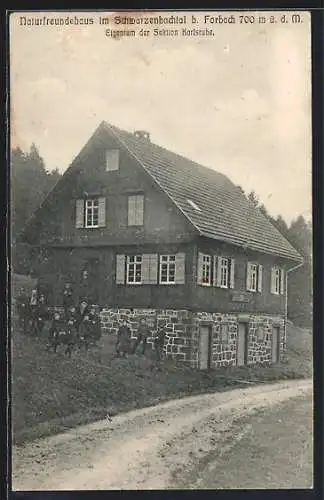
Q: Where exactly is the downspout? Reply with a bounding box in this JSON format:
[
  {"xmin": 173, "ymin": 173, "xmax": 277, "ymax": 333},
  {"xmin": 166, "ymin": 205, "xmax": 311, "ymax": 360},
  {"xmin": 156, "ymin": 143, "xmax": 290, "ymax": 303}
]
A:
[{"xmin": 284, "ymin": 260, "xmax": 304, "ymax": 350}]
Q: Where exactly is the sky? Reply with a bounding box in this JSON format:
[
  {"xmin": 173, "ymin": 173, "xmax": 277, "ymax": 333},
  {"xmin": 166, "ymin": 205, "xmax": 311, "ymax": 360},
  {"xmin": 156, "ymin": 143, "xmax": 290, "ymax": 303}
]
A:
[{"xmin": 10, "ymin": 10, "xmax": 312, "ymax": 225}]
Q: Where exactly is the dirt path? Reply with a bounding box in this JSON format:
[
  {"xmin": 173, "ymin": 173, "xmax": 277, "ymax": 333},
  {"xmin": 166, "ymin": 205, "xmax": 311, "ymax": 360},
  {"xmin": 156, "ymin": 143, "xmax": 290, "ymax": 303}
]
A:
[{"xmin": 12, "ymin": 379, "xmax": 313, "ymax": 490}]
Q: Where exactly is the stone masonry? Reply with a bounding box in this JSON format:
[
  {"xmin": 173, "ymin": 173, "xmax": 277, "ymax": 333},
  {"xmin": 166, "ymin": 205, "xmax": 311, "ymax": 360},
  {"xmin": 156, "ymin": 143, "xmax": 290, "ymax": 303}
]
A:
[
  {"xmin": 99, "ymin": 307, "xmax": 285, "ymax": 368},
  {"xmin": 100, "ymin": 308, "xmax": 192, "ymax": 361}
]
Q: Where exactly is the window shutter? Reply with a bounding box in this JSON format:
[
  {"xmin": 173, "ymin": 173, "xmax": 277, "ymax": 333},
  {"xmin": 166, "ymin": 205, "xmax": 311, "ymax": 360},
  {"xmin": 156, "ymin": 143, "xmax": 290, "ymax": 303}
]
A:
[
  {"xmin": 75, "ymin": 199, "xmax": 84, "ymax": 228},
  {"xmin": 257, "ymin": 264, "xmax": 263, "ymax": 292},
  {"xmin": 175, "ymin": 253, "xmax": 185, "ymax": 284},
  {"xmin": 128, "ymin": 196, "xmax": 136, "ymax": 226},
  {"xmin": 106, "ymin": 149, "xmax": 119, "ymax": 172},
  {"xmin": 216, "ymin": 256, "xmax": 222, "ymax": 287},
  {"xmin": 197, "ymin": 252, "xmax": 204, "ymax": 284},
  {"xmin": 148, "ymin": 254, "xmax": 158, "ymax": 284},
  {"xmin": 213, "ymin": 256, "xmax": 218, "ymax": 286},
  {"xmin": 136, "ymin": 196, "xmax": 144, "ymax": 226},
  {"xmin": 280, "ymin": 268, "xmax": 285, "ymax": 295},
  {"xmin": 98, "ymin": 197, "xmax": 106, "ymax": 227},
  {"xmin": 229, "ymin": 259, "xmax": 235, "ymax": 289},
  {"xmin": 116, "ymin": 254, "xmax": 125, "ymax": 284},
  {"xmin": 270, "ymin": 267, "xmax": 276, "ymax": 294},
  {"xmin": 246, "ymin": 262, "xmax": 252, "ymax": 291},
  {"xmin": 142, "ymin": 254, "xmax": 158, "ymax": 284}
]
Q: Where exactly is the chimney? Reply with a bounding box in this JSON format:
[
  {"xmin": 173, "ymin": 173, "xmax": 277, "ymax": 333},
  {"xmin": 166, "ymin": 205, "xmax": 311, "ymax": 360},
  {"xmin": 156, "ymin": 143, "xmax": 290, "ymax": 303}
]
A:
[{"xmin": 134, "ymin": 130, "xmax": 150, "ymax": 141}]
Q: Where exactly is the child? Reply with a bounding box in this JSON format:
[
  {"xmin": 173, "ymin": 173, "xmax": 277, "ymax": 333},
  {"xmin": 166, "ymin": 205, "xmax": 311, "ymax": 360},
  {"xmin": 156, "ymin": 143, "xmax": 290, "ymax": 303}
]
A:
[
  {"xmin": 132, "ymin": 318, "xmax": 151, "ymax": 355},
  {"xmin": 62, "ymin": 283, "xmax": 73, "ymax": 317},
  {"xmin": 48, "ymin": 312, "xmax": 62, "ymax": 351},
  {"xmin": 154, "ymin": 327, "xmax": 166, "ymax": 363},
  {"xmin": 116, "ymin": 320, "xmax": 131, "ymax": 357},
  {"xmin": 88, "ymin": 307, "xmax": 101, "ymax": 342}
]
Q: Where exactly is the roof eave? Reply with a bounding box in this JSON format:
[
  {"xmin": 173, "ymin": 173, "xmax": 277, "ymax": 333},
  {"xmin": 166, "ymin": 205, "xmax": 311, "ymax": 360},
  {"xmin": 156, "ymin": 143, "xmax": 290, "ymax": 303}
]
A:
[{"xmin": 198, "ymin": 231, "xmax": 303, "ymax": 263}]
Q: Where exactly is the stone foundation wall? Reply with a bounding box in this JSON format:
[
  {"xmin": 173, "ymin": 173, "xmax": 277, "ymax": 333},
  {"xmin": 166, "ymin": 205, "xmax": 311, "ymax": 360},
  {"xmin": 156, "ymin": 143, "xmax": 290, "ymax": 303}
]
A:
[
  {"xmin": 189, "ymin": 312, "xmax": 285, "ymax": 369},
  {"xmin": 190, "ymin": 313, "xmax": 238, "ymax": 369},
  {"xmin": 98, "ymin": 308, "xmax": 284, "ymax": 368},
  {"xmin": 100, "ymin": 308, "xmax": 191, "ymax": 361}
]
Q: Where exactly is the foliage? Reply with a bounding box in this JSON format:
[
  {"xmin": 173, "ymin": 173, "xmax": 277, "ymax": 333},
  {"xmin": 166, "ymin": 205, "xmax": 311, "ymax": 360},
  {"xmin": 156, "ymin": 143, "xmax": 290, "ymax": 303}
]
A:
[
  {"xmin": 11, "ymin": 145, "xmax": 61, "ymax": 272},
  {"xmin": 11, "ymin": 145, "xmax": 61, "ymax": 241},
  {"xmin": 246, "ymin": 189, "xmax": 312, "ymax": 326}
]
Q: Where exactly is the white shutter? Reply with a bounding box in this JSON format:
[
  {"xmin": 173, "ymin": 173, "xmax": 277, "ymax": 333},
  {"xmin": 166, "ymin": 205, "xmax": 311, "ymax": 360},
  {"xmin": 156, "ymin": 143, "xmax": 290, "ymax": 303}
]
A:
[
  {"xmin": 216, "ymin": 256, "xmax": 222, "ymax": 287},
  {"xmin": 175, "ymin": 253, "xmax": 185, "ymax": 284},
  {"xmin": 257, "ymin": 264, "xmax": 263, "ymax": 292},
  {"xmin": 197, "ymin": 252, "xmax": 204, "ymax": 284},
  {"xmin": 213, "ymin": 256, "xmax": 217, "ymax": 286},
  {"xmin": 116, "ymin": 254, "xmax": 125, "ymax": 284},
  {"xmin": 127, "ymin": 196, "xmax": 136, "ymax": 226},
  {"xmin": 246, "ymin": 262, "xmax": 252, "ymax": 291},
  {"xmin": 280, "ymin": 268, "xmax": 285, "ymax": 295},
  {"xmin": 229, "ymin": 259, "xmax": 235, "ymax": 289},
  {"xmin": 98, "ymin": 197, "xmax": 106, "ymax": 227},
  {"xmin": 142, "ymin": 254, "xmax": 158, "ymax": 284},
  {"xmin": 105, "ymin": 149, "xmax": 119, "ymax": 172},
  {"xmin": 75, "ymin": 199, "xmax": 84, "ymax": 228},
  {"xmin": 148, "ymin": 254, "xmax": 158, "ymax": 284},
  {"xmin": 270, "ymin": 267, "xmax": 276, "ymax": 294},
  {"xmin": 136, "ymin": 196, "xmax": 144, "ymax": 226}
]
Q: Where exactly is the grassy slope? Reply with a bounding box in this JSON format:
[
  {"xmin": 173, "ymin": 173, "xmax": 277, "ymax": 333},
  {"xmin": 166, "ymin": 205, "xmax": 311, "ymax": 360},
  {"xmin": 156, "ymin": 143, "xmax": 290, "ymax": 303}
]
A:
[
  {"xmin": 12, "ymin": 319, "xmax": 313, "ymax": 445},
  {"xmin": 11, "ymin": 272, "xmax": 313, "ymax": 445}
]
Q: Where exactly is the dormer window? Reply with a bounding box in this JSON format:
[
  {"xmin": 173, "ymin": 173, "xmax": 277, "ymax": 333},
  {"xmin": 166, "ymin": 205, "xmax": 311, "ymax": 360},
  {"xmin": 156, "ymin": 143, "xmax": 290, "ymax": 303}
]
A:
[
  {"xmin": 187, "ymin": 199, "xmax": 201, "ymax": 212},
  {"xmin": 105, "ymin": 149, "xmax": 119, "ymax": 172}
]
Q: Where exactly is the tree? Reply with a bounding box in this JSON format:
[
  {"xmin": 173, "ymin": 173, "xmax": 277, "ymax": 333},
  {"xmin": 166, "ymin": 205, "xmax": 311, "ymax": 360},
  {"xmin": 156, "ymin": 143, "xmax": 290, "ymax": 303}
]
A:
[
  {"xmin": 271, "ymin": 215, "xmax": 289, "ymax": 238},
  {"xmin": 11, "ymin": 144, "xmax": 62, "ymax": 273},
  {"xmin": 286, "ymin": 215, "xmax": 312, "ymax": 260},
  {"xmin": 247, "ymin": 190, "xmax": 259, "ymax": 208},
  {"xmin": 245, "ymin": 190, "xmax": 312, "ymax": 327}
]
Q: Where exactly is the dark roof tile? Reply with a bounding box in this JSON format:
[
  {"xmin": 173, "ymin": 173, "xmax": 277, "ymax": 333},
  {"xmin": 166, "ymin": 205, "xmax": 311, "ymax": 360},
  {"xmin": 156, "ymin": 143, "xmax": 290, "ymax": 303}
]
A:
[{"xmin": 105, "ymin": 122, "xmax": 302, "ymax": 262}]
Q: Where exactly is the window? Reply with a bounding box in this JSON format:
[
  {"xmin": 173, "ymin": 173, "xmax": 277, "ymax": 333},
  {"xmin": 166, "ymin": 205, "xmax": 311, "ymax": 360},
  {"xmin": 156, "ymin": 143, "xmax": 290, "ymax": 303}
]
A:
[
  {"xmin": 202, "ymin": 255, "xmax": 211, "ymax": 285},
  {"xmin": 76, "ymin": 197, "xmax": 106, "ymax": 229},
  {"xmin": 160, "ymin": 255, "xmax": 176, "ymax": 284},
  {"xmin": 220, "ymin": 258, "xmax": 229, "ymax": 288},
  {"xmin": 126, "ymin": 255, "xmax": 142, "ymax": 284},
  {"xmin": 105, "ymin": 149, "xmax": 119, "ymax": 172},
  {"xmin": 197, "ymin": 253, "xmax": 211, "ymax": 285},
  {"xmin": 85, "ymin": 199, "xmax": 99, "ymax": 228},
  {"xmin": 214, "ymin": 256, "xmax": 235, "ymax": 288},
  {"xmin": 271, "ymin": 266, "xmax": 285, "ymax": 295},
  {"xmin": 246, "ymin": 263, "xmax": 263, "ymax": 292},
  {"xmin": 128, "ymin": 195, "xmax": 144, "ymax": 226}
]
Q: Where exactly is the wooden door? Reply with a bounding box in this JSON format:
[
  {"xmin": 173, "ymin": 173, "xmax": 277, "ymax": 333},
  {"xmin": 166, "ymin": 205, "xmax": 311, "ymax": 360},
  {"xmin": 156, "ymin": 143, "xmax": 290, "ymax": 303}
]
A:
[
  {"xmin": 237, "ymin": 323, "xmax": 248, "ymax": 366},
  {"xmin": 199, "ymin": 325, "xmax": 212, "ymax": 370},
  {"xmin": 272, "ymin": 327, "xmax": 280, "ymax": 363},
  {"xmin": 80, "ymin": 258, "xmax": 100, "ymax": 305}
]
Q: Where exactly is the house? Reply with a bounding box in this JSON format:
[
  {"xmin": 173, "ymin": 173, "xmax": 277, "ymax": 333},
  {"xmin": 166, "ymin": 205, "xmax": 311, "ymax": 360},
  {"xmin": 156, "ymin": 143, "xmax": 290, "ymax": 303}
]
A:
[{"xmin": 21, "ymin": 121, "xmax": 303, "ymax": 369}]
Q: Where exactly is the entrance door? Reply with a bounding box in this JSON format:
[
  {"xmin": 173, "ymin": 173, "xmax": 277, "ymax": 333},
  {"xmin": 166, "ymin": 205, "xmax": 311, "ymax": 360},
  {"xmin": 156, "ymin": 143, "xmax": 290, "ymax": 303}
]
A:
[
  {"xmin": 272, "ymin": 326, "xmax": 280, "ymax": 363},
  {"xmin": 199, "ymin": 325, "xmax": 212, "ymax": 370},
  {"xmin": 79, "ymin": 258, "xmax": 100, "ymax": 305},
  {"xmin": 237, "ymin": 323, "xmax": 248, "ymax": 366}
]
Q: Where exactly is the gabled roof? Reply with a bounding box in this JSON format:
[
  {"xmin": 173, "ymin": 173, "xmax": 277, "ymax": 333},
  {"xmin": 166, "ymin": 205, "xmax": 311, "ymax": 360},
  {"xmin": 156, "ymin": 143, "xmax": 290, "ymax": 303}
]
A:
[{"xmin": 103, "ymin": 121, "xmax": 302, "ymax": 262}]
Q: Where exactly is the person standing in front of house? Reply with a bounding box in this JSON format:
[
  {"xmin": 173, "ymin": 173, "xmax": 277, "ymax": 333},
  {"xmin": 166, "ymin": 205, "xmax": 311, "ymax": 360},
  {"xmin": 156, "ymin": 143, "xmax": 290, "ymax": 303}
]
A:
[
  {"xmin": 116, "ymin": 320, "xmax": 131, "ymax": 357},
  {"xmin": 62, "ymin": 282, "xmax": 73, "ymax": 318},
  {"xmin": 132, "ymin": 318, "xmax": 151, "ymax": 355},
  {"xmin": 154, "ymin": 326, "xmax": 167, "ymax": 365}
]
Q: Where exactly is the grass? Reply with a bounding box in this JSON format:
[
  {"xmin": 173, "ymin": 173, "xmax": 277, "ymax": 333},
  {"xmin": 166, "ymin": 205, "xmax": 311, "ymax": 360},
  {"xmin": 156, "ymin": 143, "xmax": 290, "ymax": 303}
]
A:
[{"xmin": 11, "ymin": 316, "xmax": 313, "ymax": 446}]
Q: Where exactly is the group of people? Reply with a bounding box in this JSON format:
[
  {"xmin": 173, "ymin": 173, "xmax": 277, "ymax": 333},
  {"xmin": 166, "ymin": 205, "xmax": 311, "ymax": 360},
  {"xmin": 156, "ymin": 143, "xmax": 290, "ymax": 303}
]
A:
[
  {"xmin": 116, "ymin": 317, "xmax": 167, "ymax": 362},
  {"xmin": 15, "ymin": 282, "xmax": 167, "ymax": 362},
  {"xmin": 15, "ymin": 283, "xmax": 101, "ymax": 353},
  {"xmin": 16, "ymin": 287, "xmax": 50, "ymax": 336}
]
